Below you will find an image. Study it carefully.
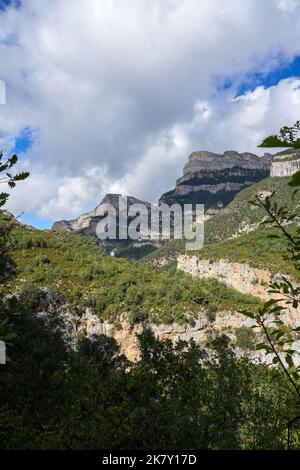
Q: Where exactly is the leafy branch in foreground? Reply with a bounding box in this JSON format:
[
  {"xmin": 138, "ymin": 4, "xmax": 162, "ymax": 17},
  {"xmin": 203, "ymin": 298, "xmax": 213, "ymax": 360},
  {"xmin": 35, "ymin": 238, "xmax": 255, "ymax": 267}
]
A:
[
  {"xmin": 243, "ymin": 120, "xmax": 300, "ymax": 446},
  {"xmin": 0, "ymin": 151, "xmax": 29, "ymax": 208},
  {"xmin": 259, "ymin": 120, "xmax": 300, "ymax": 148},
  {"xmin": 245, "ymin": 186, "xmax": 300, "ymax": 445},
  {"xmin": 0, "ymin": 149, "xmax": 30, "ymax": 344},
  {"xmin": 248, "ymin": 178, "xmax": 300, "ymax": 370},
  {"xmin": 243, "ymin": 184, "xmax": 300, "ymax": 445}
]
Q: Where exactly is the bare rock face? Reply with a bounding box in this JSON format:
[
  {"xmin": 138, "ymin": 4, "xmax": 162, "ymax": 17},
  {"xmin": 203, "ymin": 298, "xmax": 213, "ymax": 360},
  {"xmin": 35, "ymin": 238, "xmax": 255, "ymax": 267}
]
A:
[
  {"xmin": 177, "ymin": 255, "xmax": 271, "ymax": 300},
  {"xmin": 183, "ymin": 150, "xmax": 270, "ymax": 173},
  {"xmin": 52, "ymin": 193, "xmax": 151, "ymax": 239},
  {"xmin": 270, "ymin": 149, "xmax": 300, "ymax": 177},
  {"xmin": 177, "ymin": 254, "xmax": 300, "ymax": 330},
  {"xmin": 159, "ymin": 150, "xmax": 272, "ymax": 210},
  {"xmin": 34, "ymin": 268, "xmax": 300, "ymax": 365}
]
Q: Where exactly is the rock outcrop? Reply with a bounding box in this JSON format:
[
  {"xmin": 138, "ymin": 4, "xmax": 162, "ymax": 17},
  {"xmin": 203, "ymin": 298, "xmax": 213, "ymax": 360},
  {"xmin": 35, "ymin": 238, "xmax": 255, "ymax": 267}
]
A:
[
  {"xmin": 177, "ymin": 254, "xmax": 300, "ymax": 328},
  {"xmin": 34, "ymin": 248, "xmax": 300, "ymax": 365},
  {"xmin": 52, "ymin": 193, "xmax": 151, "ymax": 238},
  {"xmin": 159, "ymin": 150, "xmax": 272, "ymax": 210},
  {"xmin": 270, "ymin": 149, "xmax": 300, "ymax": 177},
  {"xmin": 177, "ymin": 256, "xmax": 271, "ymax": 299},
  {"xmin": 46, "ymin": 299, "xmax": 300, "ymax": 365}
]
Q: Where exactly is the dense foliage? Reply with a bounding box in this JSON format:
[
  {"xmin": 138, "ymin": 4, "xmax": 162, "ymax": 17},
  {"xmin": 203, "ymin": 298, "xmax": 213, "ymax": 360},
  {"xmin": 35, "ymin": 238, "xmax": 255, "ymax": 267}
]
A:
[
  {"xmin": 259, "ymin": 120, "xmax": 300, "ymax": 148},
  {"xmin": 0, "ymin": 307, "xmax": 294, "ymax": 449},
  {"xmin": 242, "ymin": 123, "xmax": 300, "ymax": 448},
  {"xmin": 0, "ymin": 152, "xmax": 29, "ymax": 345},
  {"xmin": 145, "ymin": 176, "xmax": 300, "ymax": 269},
  {"xmin": 1, "ymin": 147, "xmax": 300, "ymax": 450},
  {"xmin": 7, "ymin": 222, "xmax": 260, "ymax": 325}
]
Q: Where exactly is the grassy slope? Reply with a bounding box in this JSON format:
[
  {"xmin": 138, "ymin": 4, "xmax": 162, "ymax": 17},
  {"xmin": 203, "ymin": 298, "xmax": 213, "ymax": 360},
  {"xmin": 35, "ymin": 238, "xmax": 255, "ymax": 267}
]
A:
[
  {"xmin": 196, "ymin": 226, "xmax": 299, "ymax": 280},
  {"xmin": 144, "ymin": 177, "xmax": 300, "ymax": 279},
  {"xmin": 204, "ymin": 176, "xmax": 299, "ymax": 243},
  {"xmin": 5, "ymin": 221, "xmax": 261, "ymax": 325}
]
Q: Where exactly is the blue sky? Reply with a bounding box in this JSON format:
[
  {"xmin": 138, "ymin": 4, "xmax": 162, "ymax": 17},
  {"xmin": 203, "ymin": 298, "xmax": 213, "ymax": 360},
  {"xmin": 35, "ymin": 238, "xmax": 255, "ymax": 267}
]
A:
[
  {"xmin": 12, "ymin": 127, "xmax": 33, "ymax": 154},
  {"xmin": 19, "ymin": 213, "xmax": 53, "ymax": 230},
  {"xmin": 1, "ymin": 0, "xmax": 300, "ymax": 230},
  {"xmin": 0, "ymin": 0, "xmax": 21, "ymax": 10},
  {"xmin": 236, "ymin": 56, "xmax": 300, "ymax": 96}
]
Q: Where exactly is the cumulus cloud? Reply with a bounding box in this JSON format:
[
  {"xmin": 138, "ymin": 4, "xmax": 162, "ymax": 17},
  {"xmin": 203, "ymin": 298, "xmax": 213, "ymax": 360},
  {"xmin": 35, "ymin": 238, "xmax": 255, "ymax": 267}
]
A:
[
  {"xmin": 0, "ymin": 0, "xmax": 300, "ymax": 220},
  {"xmin": 108, "ymin": 78, "xmax": 300, "ymax": 201}
]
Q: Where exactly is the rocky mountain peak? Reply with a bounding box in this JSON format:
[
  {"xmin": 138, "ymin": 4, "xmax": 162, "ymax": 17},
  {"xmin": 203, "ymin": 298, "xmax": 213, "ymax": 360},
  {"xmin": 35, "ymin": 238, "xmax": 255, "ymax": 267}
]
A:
[
  {"xmin": 52, "ymin": 193, "xmax": 151, "ymax": 237},
  {"xmin": 183, "ymin": 150, "xmax": 271, "ymax": 175}
]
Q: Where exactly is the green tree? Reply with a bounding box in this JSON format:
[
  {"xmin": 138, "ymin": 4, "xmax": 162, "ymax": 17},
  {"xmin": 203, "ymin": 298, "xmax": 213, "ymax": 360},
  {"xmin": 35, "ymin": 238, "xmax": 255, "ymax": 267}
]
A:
[
  {"xmin": 0, "ymin": 151, "xmax": 29, "ymax": 208},
  {"xmin": 259, "ymin": 120, "xmax": 300, "ymax": 149},
  {"xmin": 0, "ymin": 151, "xmax": 29, "ymax": 344}
]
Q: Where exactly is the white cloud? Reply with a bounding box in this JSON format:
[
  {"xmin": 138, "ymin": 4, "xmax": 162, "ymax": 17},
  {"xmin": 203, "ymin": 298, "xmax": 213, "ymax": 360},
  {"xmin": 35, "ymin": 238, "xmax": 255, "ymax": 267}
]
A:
[
  {"xmin": 277, "ymin": 0, "xmax": 299, "ymax": 12},
  {"xmin": 0, "ymin": 0, "xmax": 300, "ymax": 220},
  {"xmin": 105, "ymin": 78, "xmax": 300, "ymax": 201}
]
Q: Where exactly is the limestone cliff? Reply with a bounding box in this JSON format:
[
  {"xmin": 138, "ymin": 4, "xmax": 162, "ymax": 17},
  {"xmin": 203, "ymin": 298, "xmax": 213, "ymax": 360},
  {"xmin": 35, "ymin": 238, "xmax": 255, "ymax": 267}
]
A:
[
  {"xmin": 159, "ymin": 150, "xmax": 271, "ymax": 210},
  {"xmin": 52, "ymin": 193, "xmax": 151, "ymax": 238},
  {"xmin": 176, "ymin": 255, "xmax": 300, "ymax": 361},
  {"xmin": 270, "ymin": 149, "xmax": 300, "ymax": 177}
]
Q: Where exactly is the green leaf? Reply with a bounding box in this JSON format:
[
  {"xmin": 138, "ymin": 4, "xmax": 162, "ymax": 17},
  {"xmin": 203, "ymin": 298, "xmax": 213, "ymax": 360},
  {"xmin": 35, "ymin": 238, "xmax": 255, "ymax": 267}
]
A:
[
  {"xmin": 258, "ymin": 135, "xmax": 294, "ymax": 148},
  {"xmin": 240, "ymin": 311, "xmax": 255, "ymax": 319},
  {"xmin": 9, "ymin": 154, "xmax": 18, "ymax": 166},
  {"xmin": 13, "ymin": 171, "xmax": 30, "ymax": 181},
  {"xmin": 256, "ymin": 343, "xmax": 268, "ymax": 350},
  {"xmin": 286, "ymin": 355, "xmax": 294, "ymax": 368},
  {"xmin": 292, "ymin": 372, "xmax": 299, "ymax": 381}
]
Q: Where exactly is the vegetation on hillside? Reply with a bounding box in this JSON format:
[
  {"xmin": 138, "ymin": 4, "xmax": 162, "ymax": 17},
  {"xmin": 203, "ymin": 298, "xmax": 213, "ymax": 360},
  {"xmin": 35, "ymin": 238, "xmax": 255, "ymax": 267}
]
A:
[
  {"xmin": 204, "ymin": 176, "xmax": 300, "ymax": 243},
  {"xmin": 242, "ymin": 122, "xmax": 300, "ymax": 448},
  {"xmin": 145, "ymin": 176, "xmax": 300, "ymax": 280},
  {"xmin": 1, "ymin": 144, "xmax": 300, "ymax": 449},
  {"xmin": 6, "ymin": 222, "xmax": 260, "ymax": 325},
  {"xmin": 0, "ymin": 311, "xmax": 295, "ymax": 449},
  {"xmin": 194, "ymin": 226, "xmax": 300, "ymax": 280},
  {"xmin": 0, "ymin": 152, "xmax": 29, "ymax": 345}
]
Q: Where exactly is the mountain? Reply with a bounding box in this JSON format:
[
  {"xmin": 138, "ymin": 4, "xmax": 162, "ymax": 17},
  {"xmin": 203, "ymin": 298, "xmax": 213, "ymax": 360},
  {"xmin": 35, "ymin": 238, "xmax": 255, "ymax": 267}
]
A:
[
  {"xmin": 52, "ymin": 193, "xmax": 151, "ymax": 237},
  {"xmin": 271, "ymin": 148, "xmax": 300, "ymax": 176},
  {"xmin": 52, "ymin": 149, "xmax": 300, "ymax": 261},
  {"xmin": 9, "ymin": 217, "xmax": 260, "ymax": 330},
  {"xmin": 52, "ymin": 193, "xmax": 159, "ymax": 258},
  {"xmin": 53, "ymin": 150, "xmax": 273, "ymax": 238},
  {"xmin": 159, "ymin": 150, "xmax": 272, "ymax": 210},
  {"xmin": 4, "ymin": 149, "xmax": 300, "ymax": 368},
  {"xmin": 5, "ymin": 183, "xmax": 299, "ymax": 364},
  {"xmin": 145, "ymin": 175, "xmax": 300, "ymax": 262}
]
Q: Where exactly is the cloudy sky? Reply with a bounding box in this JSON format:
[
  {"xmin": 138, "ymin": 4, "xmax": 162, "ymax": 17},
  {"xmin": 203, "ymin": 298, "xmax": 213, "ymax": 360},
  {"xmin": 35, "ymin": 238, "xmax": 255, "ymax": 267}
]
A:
[{"xmin": 0, "ymin": 0, "xmax": 300, "ymax": 228}]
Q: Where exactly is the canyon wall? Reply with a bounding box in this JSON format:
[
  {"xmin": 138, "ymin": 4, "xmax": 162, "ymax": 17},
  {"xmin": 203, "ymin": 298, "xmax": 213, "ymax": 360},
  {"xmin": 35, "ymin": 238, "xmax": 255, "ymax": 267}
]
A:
[{"xmin": 159, "ymin": 150, "xmax": 271, "ymax": 209}]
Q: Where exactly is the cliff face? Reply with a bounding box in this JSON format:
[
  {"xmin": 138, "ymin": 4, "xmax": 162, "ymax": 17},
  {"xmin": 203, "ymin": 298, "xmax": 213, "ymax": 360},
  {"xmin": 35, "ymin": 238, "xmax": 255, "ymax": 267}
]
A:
[
  {"xmin": 177, "ymin": 255, "xmax": 300, "ymax": 347},
  {"xmin": 52, "ymin": 193, "xmax": 151, "ymax": 239},
  {"xmin": 177, "ymin": 256, "xmax": 271, "ymax": 300},
  {"xmin": 49, "ymin": 294, "xmax": 300, "ymax": 365},
  {"xmin": 159, "ymin": 150, "xmax": 272, "ymax": 210},
  {"xmin": 270, "ymin": 149, "xmax": 300, "ymax": 177},
  {"xmin": 33, "ymin": 249, "xmax": 300, "ymax": 364},
  {"xmin": 37, "ymin": 303, "xmax": 259, "ymax": 362}
]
